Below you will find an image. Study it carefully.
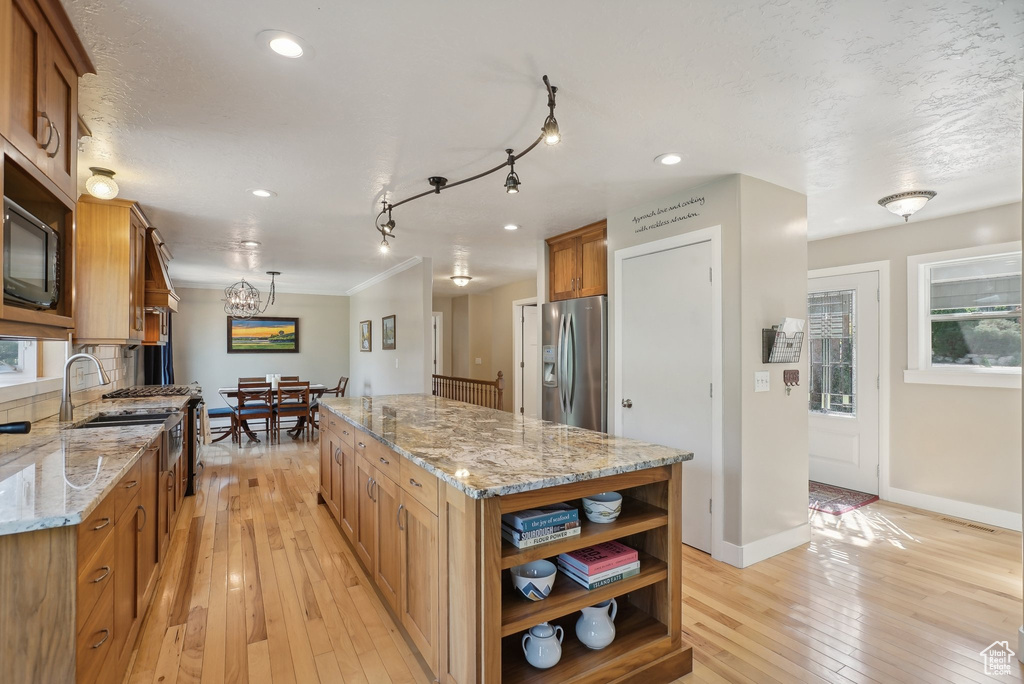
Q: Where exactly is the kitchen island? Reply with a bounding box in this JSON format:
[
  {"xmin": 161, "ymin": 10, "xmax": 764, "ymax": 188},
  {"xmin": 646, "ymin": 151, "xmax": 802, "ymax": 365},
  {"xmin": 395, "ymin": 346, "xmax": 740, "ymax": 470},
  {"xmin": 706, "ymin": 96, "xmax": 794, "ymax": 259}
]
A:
[{"xmin": 318, "ymin": 394, "xmax": 694, "ymax": 683}]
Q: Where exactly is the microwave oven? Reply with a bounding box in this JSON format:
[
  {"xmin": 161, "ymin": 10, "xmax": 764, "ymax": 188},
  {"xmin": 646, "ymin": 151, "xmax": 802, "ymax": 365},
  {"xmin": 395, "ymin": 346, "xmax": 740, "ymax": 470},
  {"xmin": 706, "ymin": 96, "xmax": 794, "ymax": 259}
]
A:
[{"xmin": 3, "ymin": 197, "xmax": 60, "ymax": 310}]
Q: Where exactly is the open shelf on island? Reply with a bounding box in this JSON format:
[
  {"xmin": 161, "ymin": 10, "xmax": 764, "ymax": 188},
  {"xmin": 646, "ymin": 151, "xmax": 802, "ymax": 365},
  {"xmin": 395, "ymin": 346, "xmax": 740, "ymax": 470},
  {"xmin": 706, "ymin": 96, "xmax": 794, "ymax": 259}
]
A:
[
  {"xmin": 501, "ymin": 498, "xmax": 668, "ymax": 569},
  {"xmin": 501, "ymin": 551, "xmax": 667, "ymax": 636},
  {"xmin": 500, "ymin": 601, "xmax": 672, "ymax": 684}
]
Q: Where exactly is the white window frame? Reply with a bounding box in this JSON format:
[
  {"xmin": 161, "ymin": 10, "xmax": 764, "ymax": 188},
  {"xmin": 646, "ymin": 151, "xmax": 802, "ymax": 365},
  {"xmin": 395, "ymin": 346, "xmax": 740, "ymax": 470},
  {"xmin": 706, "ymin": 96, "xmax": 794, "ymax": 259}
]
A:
[{"xmin": 905, "ymin": 241, "xmax": 1022, "ymax": 389}]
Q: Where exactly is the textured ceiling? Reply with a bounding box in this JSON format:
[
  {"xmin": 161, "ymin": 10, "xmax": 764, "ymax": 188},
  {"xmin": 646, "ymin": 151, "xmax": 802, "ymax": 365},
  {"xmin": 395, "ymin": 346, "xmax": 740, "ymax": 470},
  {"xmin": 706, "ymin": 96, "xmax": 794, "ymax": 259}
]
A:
[{"xmin": 63, "ymin": 0, "xmax": 1023, "ymax": 296}]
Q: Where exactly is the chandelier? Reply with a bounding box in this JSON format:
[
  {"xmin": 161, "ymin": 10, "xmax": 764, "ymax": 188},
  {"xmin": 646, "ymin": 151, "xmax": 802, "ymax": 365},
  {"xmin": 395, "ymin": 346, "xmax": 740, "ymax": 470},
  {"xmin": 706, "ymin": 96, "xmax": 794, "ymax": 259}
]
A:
[
  {"xmin": 375, "ymin": 74, "xmax": 561, "ymax": 253},
  {"xmin": 224, "ymin": 271, "xmax": 279, "ymax": 319}
]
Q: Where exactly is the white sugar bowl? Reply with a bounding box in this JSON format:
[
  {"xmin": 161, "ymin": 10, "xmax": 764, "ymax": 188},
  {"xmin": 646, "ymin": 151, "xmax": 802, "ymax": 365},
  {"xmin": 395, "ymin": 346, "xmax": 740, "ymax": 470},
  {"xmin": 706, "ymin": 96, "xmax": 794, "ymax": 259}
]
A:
[
  {"xmin": 582, "ymin": 492, "xmax": 623, "ymax": 523},
  {"xmin": 522, "ymin": 622, "xmax": 564, "ymax": 669}
]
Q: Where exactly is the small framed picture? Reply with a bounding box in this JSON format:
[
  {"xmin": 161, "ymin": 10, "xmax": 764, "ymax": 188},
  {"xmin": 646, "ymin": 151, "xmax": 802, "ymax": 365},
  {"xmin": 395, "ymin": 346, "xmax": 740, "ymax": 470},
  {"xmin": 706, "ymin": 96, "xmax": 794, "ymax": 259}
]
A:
[
  {"xmin": 359, "ymin": 320, "xmax": 372, "ymax": 352},
  {"xmin": 382, "ymin": 314, "xmax": 396, "ymax": 350}
]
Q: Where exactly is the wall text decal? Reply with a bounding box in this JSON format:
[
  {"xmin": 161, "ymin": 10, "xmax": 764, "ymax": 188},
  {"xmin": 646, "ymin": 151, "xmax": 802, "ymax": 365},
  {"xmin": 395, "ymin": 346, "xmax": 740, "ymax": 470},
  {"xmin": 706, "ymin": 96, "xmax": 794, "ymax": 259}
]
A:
[{"xmin": 632, "ymin": 196, "xmax": 705, "ymax": 234}]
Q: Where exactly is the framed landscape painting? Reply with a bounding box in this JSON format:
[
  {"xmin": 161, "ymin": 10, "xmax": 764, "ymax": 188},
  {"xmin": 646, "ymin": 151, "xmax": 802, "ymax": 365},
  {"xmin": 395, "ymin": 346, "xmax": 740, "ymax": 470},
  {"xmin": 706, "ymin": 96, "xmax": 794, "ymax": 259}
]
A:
[
  {"xmin": 360, "ymin": 320, "xmax": 372, "ymax": 352},
  {"xmin": 227, "ymin": 316, "xmax": 300, "ymax": 353},
  {"xmin": 382, "ymin": 314, "xmax": 396, "ymax": 350}
]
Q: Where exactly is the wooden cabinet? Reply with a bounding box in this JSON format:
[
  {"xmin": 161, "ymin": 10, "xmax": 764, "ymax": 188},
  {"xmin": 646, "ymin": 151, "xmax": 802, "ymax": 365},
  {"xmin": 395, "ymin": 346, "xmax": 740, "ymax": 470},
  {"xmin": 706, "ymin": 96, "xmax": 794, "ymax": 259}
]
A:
[
  {"xmin": 354, "ymin": 454, "xmax": 376, "ymax": 571},
  {"xmin": 2, "ymin": 0, "xmax": 92, "ymax": 199},
  {"xmin": 75, "ymin": 197, "xmax": 152, "ymax": 344},
  {"xmin": 374, "ymin": 472, "xmax": 402, "ymax": 614},
  {"xmin": 143, "ymin": 308, "xmax": 169, "ymax": 345},
  {"xmin": 138, "ymin": 446, "xmax": 159, "ymax": 602},
  {"xmin": 399, "ymin": 493, "xmax": 438, "ymax": 672},
  {"xmin": 319, "ymin": 430, "xmax": 332, "ymax": 503},
  {"xmin": 111, "ymin": 496, "xmax": 138, "ymax": 666},
  {"xmin": 546, "ymin": 220, "xmax": 608, "ymax": 301},
  {"xmin": 338, "ymin": 440, "xmax": 356, "ymax": 540}
]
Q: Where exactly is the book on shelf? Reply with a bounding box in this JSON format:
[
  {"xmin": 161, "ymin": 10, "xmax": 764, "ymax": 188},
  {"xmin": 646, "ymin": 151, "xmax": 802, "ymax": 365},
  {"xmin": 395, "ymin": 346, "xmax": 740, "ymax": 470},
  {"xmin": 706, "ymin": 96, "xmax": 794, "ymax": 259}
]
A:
[
  {"xmin": 560, "ymin": 563, "xmax": 641, "ymax": 590},
  {"xmin": 501, "ymin": 520, "xmax": 580, "ymax": 541},
  {"xmin": 501, "ymin": 524, "xmax": 581, "ymax": 549},
  {"xmin": 501, "ymin": 503, "xmax": 579, "ymax": 533},
  {"xmin": 558, "ymin": 541, "xmax": 638, "ymax": 576},
  {"xmin": 556, "ymin": 558, "xmax": 640, "ymax": 585}
]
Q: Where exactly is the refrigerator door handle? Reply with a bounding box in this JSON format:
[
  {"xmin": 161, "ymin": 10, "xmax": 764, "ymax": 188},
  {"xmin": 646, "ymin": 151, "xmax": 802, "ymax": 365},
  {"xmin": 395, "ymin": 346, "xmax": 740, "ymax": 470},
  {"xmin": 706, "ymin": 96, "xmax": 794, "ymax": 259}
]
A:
[
  {"xmin": 567, "ymin": 312, "xmax": 577, "ymax": 413},
  {"xmin": 556, "ymin": 313, "xmax": 567, "ymax": 414}
]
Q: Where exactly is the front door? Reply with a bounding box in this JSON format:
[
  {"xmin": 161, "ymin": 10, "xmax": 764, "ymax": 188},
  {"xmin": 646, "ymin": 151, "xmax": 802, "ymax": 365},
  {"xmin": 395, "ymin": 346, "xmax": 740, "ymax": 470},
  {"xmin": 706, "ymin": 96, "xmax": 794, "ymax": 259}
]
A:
[
  {"xmin": 620, "ymin": 240, "xmax": 713, "ymax": 552},
  {"xmin": 808, "ymin": 271, "xmax": 880, "ymax": 494}
]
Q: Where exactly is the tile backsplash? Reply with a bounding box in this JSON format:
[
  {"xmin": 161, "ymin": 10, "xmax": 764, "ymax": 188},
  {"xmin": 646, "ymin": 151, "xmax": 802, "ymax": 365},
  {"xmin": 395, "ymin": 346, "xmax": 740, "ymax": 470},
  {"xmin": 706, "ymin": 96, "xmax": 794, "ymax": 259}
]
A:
[{"xmin": 0, "ymin": 345, "xmax": 136, "ymax": 424}]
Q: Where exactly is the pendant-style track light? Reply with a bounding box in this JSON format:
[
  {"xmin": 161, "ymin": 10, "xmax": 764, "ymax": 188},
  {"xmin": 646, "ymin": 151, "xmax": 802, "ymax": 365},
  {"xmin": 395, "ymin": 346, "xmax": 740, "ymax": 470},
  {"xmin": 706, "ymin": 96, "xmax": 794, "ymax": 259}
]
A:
[
  {"xmin": 504, "ymin": 149, "xmax": 521, "ymax": 194},
  {"xmin": 372, "ymin": 74, "xmax": 559, "ymax": 250}
]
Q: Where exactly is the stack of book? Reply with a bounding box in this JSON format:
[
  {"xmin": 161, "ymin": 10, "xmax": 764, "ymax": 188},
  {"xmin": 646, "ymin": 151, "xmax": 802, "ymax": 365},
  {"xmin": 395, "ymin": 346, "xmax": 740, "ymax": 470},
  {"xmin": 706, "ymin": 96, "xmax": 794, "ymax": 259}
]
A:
[
  {"xmin": 558, "ymin": 541, "xmax": 640, "ymax": 590},
  {"xmin": 501, "ymin": 503, "xmax": 581, "ymax": 549}
]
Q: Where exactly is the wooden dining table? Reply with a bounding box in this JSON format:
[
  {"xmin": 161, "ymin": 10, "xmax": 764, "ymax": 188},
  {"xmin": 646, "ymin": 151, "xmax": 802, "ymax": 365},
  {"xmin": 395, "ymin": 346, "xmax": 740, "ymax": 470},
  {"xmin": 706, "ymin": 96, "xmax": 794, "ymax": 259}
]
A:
[{"xmin": 217, "ymin": 383, "xmax": 329, "ymax": 442}]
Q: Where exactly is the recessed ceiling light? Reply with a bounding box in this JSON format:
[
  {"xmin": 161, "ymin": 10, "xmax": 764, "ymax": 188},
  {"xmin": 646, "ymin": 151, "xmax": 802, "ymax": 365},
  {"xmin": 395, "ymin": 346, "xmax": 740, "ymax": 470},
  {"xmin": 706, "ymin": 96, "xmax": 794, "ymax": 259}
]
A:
[
  {"xmin": 249, "ymin": 188, "xmax": 276, "ymax": 198},
  {"xmin": 654, "ymin": 153, "xmax": 682, "ymax": 166},
  {"xmin": 256, "ymin": 30, "xmax": 313, "ymax": 59},
  {"xmin": 240, "ymin": 240, "xmax": 261, "ymax": 248},
  {"xmin": 504, "ymin": 224, "xmax": 519, "ymax": 231}
]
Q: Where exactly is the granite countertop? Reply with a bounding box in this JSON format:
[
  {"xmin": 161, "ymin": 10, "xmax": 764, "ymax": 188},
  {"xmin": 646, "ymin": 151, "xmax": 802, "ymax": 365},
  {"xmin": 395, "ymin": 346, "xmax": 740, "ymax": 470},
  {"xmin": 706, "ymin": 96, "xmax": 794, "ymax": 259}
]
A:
[
  {"xmin": 320, "ymin": 394, "xmax": 693, "ymax": 499},
  {"xmin": 0, "ymin": 395, "xmax": 189, "ymax": 536}
]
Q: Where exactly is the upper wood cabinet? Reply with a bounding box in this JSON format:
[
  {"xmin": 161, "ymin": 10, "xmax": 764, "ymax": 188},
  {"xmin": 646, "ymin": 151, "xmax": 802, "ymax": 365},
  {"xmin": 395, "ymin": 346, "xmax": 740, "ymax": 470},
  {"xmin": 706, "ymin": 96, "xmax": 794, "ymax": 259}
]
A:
[
  {"xmin": 546, "ymin": 220, "xmax": 607, "ymax": 301},
  {"xmin": 1, "ymin": 0, "xmax": 93, "ymax": 201},
  {"xmin": 75, "ymin": 196, "xmax": 150, "ymax": 344}
]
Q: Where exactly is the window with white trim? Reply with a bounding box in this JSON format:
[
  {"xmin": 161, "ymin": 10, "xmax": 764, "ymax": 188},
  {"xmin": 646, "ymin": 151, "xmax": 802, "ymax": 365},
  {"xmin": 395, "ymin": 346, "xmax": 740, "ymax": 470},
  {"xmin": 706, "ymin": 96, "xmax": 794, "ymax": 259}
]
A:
[
  {"xmin": 0, "ymin": 339, "xmax": 38, "ymax": 388},
  {"xmin": 906, "ymin": 242, "xmax": 1022, "ymax": 388}
]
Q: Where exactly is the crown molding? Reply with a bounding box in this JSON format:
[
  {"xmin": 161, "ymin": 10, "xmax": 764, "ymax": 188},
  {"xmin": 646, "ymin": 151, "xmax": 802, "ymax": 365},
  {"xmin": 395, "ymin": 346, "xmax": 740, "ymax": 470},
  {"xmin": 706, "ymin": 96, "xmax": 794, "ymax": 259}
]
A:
[{"xmin": 344, "ymin": 257, "xmax": 424, "ymax": 296}]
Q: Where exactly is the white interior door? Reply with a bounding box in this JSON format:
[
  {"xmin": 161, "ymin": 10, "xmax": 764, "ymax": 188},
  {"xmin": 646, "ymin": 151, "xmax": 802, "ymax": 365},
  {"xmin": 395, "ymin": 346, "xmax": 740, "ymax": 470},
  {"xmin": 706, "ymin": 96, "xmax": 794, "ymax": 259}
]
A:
[
  {"xmin": 521, "ymin": 305, "xmax": 539, "ymax": 418},
  {"xmin": 808, "ymin": 271, "xmax": 880, "ymax": 494},
  {"xmin": 620, "ymin": 241, "xmax": 713, "ymax": 552},
  {"xmin": 431, "ymin": 312, "xmax": 443, "ymax": 376}
]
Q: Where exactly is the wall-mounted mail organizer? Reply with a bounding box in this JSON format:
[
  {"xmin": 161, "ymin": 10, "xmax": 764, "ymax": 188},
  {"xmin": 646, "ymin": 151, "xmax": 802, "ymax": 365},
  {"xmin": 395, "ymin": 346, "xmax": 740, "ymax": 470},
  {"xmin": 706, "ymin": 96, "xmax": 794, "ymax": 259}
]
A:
[{"xmin": 762, "ymin": 328, "xmax": 804, "ymax": 363}]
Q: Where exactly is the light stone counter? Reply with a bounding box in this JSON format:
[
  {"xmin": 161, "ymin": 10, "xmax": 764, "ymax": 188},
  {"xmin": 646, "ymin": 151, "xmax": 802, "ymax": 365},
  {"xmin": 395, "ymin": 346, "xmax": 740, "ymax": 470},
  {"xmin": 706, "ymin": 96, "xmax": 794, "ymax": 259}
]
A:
[
  {"xmin": 0, "ymin": 395, "xmax": 189, "ymax": 536},
  {"xmin": 320, "ymin": 394, "xmax": 692, "ymax": 499}
]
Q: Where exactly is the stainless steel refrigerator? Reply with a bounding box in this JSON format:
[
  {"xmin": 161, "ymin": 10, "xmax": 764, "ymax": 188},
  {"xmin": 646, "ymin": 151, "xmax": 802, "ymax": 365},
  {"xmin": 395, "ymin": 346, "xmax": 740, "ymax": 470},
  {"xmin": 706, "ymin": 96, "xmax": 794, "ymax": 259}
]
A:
[{"xmin": 541, "ymin": 295, "xmax": 607, "ymax": 432}]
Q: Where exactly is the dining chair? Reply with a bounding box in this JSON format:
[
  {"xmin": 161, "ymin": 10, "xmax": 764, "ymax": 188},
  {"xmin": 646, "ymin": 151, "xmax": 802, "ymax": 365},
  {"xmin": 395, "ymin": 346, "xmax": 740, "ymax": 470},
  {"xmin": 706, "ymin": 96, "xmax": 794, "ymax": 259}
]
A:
[
  {"xmin": 237, "ymin": 381, "xmax": 274, "ymax": 442},
  {"xmin": 325, "ymin": 376, "xmax": 349, "ymax": 397},
  {"xmin": 275, "ymin": 381, "xmax": 312, "ymax": 441},
  {"xmin": 281, "ymin": 375, "xmax": 299, "ymax": 381}
]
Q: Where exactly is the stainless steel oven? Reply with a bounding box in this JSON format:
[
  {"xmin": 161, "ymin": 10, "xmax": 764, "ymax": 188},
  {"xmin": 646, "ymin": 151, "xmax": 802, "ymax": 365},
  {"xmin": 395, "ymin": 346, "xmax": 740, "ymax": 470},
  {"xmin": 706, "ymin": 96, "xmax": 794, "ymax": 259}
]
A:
[{"xmin": 162, "ymin": 409, "xmax": 184, "ymax": 471}]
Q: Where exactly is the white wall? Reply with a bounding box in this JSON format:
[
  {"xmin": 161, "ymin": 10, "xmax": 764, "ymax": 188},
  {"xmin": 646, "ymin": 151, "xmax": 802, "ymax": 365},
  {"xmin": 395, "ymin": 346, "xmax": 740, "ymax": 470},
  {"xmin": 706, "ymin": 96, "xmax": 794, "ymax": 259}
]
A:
[
  {"xmin": 173, "ymin": 288, "xmax": 350, "ymax": 403},
  {"xmin": 605, "ymin": 174, "xmax": 809, "ymax": 563},
  {"xmin": 810, "ymin": 202, "xmax": 1022, "ymax": 523},
  {"xmin": 348, "ymin": 258, "xmax": 433, "ymax": 397}
]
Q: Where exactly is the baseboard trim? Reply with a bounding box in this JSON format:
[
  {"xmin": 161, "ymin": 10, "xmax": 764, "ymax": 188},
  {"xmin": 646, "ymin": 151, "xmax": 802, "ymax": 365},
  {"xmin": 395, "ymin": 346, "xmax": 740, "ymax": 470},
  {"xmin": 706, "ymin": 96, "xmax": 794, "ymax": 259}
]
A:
[
  {"xmin": 718, "ymin": 523, "xmax": 811, "ymax": 568},
  {"xmin": 886, "ymin": 487, "xmax": 1022, "ymax": 532}
]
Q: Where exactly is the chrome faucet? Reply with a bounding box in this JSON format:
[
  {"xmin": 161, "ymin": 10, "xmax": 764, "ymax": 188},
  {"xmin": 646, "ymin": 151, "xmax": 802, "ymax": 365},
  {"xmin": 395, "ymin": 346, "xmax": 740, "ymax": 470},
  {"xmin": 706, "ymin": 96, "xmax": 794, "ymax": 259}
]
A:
[{"xmin": 59, "ymin": 353, "xmax": 112, "ymax": 422}]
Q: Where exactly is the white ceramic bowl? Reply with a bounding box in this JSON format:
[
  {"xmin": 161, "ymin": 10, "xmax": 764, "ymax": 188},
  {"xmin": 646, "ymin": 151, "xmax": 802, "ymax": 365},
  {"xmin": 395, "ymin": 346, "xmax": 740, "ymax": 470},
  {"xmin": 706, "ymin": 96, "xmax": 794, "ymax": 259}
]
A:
[
  {"xmin": 582, "ymin": 492, "xmax": 623, "ymax": 523},
  {"xmin": 511, "ymin": 560, "xmax": 558, "ymax": 601}
]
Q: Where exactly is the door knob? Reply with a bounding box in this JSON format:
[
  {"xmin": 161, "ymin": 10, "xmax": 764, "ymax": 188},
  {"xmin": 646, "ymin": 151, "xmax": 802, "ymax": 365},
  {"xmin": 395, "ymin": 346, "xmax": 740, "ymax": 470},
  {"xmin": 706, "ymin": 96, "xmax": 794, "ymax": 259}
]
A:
[{"xmin": 621, "ymin": 399, "xmax": 633, "ymax": 408}]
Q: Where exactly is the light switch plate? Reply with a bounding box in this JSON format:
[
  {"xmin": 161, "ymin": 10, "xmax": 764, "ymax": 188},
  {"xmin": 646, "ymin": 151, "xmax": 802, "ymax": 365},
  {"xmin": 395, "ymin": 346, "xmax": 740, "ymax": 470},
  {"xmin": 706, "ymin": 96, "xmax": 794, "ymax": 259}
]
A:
[
  {"xmin": 475, "ymin": 358, "xmax": 482, "ymax": 365},
  {"xmin": 754, "ymin": 371, "xmax": 770, "ymax": 393}
]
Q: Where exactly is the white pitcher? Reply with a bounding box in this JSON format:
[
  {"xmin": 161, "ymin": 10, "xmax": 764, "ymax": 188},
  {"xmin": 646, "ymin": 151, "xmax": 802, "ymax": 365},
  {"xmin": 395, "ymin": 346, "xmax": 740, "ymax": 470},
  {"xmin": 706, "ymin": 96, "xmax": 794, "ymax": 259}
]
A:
[
  {"xmin": 521, "ymin": 622, "xmax": 564, "ymax": 669},
  {"xmin": 576, "ymin": 598, "xmax": 617, "ymax": 650}
]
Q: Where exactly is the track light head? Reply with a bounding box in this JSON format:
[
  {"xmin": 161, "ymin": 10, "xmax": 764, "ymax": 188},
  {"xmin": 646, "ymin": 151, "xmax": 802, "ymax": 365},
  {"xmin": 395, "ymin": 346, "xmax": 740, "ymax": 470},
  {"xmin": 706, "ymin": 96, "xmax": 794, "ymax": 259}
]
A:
[
  {"xmin": 504, "ymin": 149, "xmax": 521, "ymax": 194},
  {"xmin": 542, "ymin": 114, "xmax": 560, "ymax": 146},
  {"xmin": 379, "ymin": 237, "xmax": 391, "ymax": 254}
]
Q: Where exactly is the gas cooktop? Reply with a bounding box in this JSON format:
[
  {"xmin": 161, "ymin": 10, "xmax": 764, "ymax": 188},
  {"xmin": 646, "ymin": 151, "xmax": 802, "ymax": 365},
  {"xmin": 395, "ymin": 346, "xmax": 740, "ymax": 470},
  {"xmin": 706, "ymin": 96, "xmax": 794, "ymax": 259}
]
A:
[{"xmin": 103, "ymin": 385, "xmax": 197, "ymax": 399}]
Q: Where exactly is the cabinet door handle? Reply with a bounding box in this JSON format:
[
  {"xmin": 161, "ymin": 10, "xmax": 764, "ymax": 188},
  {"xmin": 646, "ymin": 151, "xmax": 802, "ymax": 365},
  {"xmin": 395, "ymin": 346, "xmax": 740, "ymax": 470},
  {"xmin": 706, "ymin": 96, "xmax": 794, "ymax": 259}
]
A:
[
  {"xmin": 137, "ymin": 504, "xmax": 147, "ymax": 532},
  {"xmin": 46, "ymin": 119, "xmax": 60, "ymax": 159},
  {"xmin": 90, "ymin": 566, "xmax": 111, "ymax": 583},
  {"xmin": 365, "ymin": 477, "xmax": 372, "ymax": 499},
  {"xmin": 357, "ymin": 441, "xmax": 366, "ymax": 449},
  {"xmin": 334, "ymin": 447, "xmax": 341, "ymax": 465},
  {"xmin": 91, "ymin": 628, "xmax": 110, "ymax": 649},
  {"xmin": 124, "ymin": 480, "xmax": 138, "ymax": 490},
  {"xmin": 371, "ymin": 478, "xmax": 377, "ymax": 502},
  {"xmin": 397, "ymin": 504, "xmax": 405, "ymax": 531},
  {"xmin": 379, "ymin": 456, "xmax": 390, "ymax": 466},
  {"xmin": 38, "ymin": 111, "xmax": 53, "ymax": 149},
  {"xmin": 92, "ymin": 517, "xmax": 111, "ymax": 531},
  {"xmin": 408, "ymin": 478, "xmax": 422, "ymax": 488}
]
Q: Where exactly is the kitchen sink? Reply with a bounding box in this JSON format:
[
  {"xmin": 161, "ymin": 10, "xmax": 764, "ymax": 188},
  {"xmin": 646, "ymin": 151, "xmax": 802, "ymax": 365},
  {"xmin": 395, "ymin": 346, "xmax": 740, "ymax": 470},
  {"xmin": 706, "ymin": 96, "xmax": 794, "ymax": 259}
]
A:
[{"xmin": 72, "ymin": 411, "xmax": 174, "ymax": 429}]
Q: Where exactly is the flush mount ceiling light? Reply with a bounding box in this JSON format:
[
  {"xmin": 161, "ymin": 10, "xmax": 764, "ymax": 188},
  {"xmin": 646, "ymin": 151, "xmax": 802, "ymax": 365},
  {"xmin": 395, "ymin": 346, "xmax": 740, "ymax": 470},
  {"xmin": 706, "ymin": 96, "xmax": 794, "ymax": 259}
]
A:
[
  {"xmin": 878, "ymin": 190, "xmax": 937, "ymax": 222},
  {"xmin": 249, "ymin": 188, "xmax": 277, "ymax": 198},
  {"xmin": 373, "ymin": 75, "xmax": 560, "ymax": 249},
  {"xmin": 239, "ymin": 240, "xmax": 261, "ymax": 248},
  {"xmin": 450, "ymin": 275, "xmax": 473, "ymax": 287},
  {"xmin": 256, "ymin": 30, "xmax": 312, "ymax": 59},
  {"xmin": 223, "ymin": 271, "xmax": 279, "ymax": 319},
  {"xmin": 504, "ymin": 224, "xmax": 519, "ymax": 231},
  {"xmin": 654, "ymin": 153, "xmax": 682, "ymax": 165},
  {"xmin": 85, "ymin": 167, "xmax": 119, "ymax": 200}
]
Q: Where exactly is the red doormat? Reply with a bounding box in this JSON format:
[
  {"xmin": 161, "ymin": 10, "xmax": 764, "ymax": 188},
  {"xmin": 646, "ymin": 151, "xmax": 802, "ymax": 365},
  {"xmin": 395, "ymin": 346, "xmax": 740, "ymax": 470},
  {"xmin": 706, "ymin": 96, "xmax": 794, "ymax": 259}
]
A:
[{"xmin": 809, "ymin": 481, "xmax": 879, "ymax": 515}]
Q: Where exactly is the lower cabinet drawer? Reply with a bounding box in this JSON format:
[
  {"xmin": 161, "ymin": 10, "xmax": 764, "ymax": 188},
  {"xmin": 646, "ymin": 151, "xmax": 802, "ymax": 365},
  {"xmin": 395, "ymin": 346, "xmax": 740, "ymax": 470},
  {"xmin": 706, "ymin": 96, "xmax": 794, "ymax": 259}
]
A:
[
  {"xmin": 78, "ymin": 493, "xmax": 117, "ymax": 570},
  {"xmin": 366, "ymin": 439, "xmax": 401, "ymax": 483},
  {"xmin": 77, "ymin": 529, "xmax": 115, "ymax": 634},
  {"xmin": 400, "ymin": 458, "xmax": 438, "ymax": 515},
  {"xmin": 112, "ymin": 460, "xmax": 143, "ymax": 523},
  {"xmin": 334, "ymin": 420, "xmax": 355, "ymax": 448},
  {"xmin": 77, "ymin": 577, "xmax": 115, "ymax": 684}
]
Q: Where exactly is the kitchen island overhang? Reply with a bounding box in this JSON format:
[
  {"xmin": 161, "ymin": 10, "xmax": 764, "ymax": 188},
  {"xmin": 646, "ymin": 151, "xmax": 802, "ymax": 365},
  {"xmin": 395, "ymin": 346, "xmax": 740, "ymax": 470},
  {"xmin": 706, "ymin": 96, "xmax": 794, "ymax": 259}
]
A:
[{"xmin": 319, "ymin": 394, "xmax": 693, "ymax": 683}]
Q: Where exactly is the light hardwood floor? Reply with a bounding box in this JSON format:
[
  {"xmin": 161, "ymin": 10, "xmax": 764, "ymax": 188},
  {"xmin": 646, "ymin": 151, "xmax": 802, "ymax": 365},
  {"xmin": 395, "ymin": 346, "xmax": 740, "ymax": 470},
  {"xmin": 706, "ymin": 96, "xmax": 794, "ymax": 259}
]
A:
[{"xmin": 124, "ymin": 437, "xmax": 1024, "ymax": 684}]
